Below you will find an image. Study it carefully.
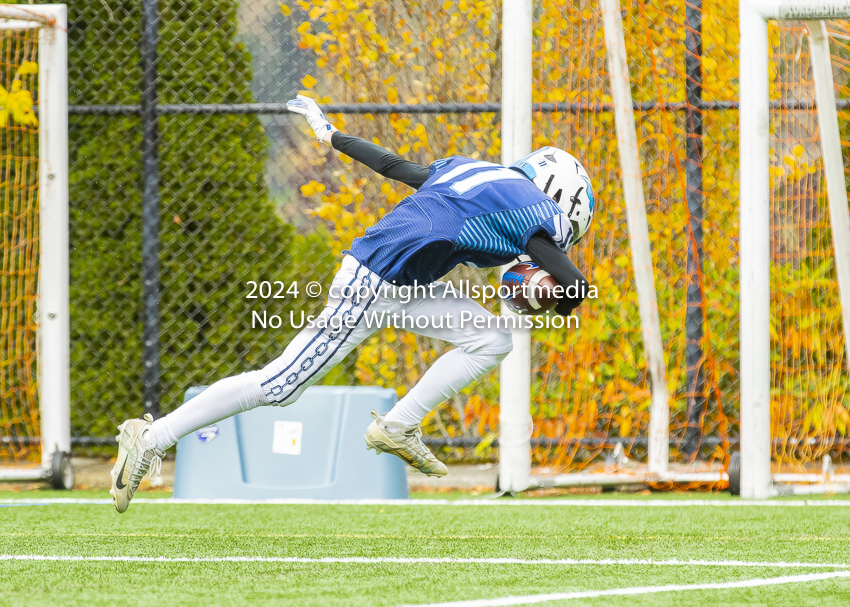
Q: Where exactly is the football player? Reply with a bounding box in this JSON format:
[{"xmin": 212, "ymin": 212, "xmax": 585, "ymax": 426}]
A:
[{"xmin": 109, "ymin": 95, "xmax": 594, "ymax": 513}]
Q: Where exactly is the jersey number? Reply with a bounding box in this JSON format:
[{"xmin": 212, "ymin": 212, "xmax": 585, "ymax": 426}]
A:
[{"xmin": 434, "ymin": 161, "xmax": 526, "ymax": 195}]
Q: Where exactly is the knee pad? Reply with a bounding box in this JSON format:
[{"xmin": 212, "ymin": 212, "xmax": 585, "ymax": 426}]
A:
[
  {"xmin": 485, "ymin": 327, "xmax": 513, "ymax": 356},
  {"xmin": 464, "ymin": 343, "xmax": 511, "ymax": 379},
  {"xmin": 464, "ymin": 326, "xmax": 513, "ymax": 359},
  {"xmin": 492, "ymin": 341, "xmax": 512, "ymax": 363}
]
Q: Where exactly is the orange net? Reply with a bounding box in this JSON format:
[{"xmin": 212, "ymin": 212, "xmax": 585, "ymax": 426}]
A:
[
  {"xmin": 529, "ymin": 0, "xmax": 737, "ymax": 479},
  {"xmin": 291, "ymin": 0, "xmax": 850, "ymax": 481},
  {"xmin": 530, "ymin": 3, "xmax": 850, "ymax": 481},
  {"xmin": 769, "ymin": 21, "xmax": 850, "ymax": 475},
  {"xmin": 0, "ymin": 26, "xmax": 40, "ymax": 463}
]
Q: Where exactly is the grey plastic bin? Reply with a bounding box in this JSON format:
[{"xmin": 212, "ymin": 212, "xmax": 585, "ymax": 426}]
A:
[{"xmin": 173, "ymin": 385, "xmax": 409, "ymax": 499}]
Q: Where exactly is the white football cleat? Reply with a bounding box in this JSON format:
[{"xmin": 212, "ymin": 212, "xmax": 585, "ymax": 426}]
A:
[
  {"xmin": 109, "ymin": 413, "xmax": 164, "ymax": 514},
  {"xmin": 364, "ymin": 410, "xmax": 448, "ymax": 477}
]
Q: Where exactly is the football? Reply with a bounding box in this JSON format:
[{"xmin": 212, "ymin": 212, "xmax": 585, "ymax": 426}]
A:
[{"xmin": 501, "ymin": 261, "xmax": 560, "ymax": 315}]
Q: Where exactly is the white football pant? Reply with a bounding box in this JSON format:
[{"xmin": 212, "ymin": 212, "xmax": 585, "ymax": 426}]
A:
[{"xmin": 151, "ymin": 255, "xmax": 513, "ymax": 450}]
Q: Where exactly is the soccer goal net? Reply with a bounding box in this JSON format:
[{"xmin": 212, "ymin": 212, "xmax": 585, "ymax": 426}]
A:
[
  {"xmin": 0, "ymin": 4, "xmax": 69, "ymax": 486},
  {"xmin": 498, "ymin": 0, "xmax": 850, "ymax": 494}
]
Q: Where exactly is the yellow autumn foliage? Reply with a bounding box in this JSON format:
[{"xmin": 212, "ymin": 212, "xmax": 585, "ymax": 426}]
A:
[
  {"xmin": 0, "ymin": 80, "xmax": 38, "ymax": 128},
  {"xmin": 283, "ymin": 0, "xmax": 850, "ymax": 472}
]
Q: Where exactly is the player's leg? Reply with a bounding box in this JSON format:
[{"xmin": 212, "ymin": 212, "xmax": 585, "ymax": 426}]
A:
[
  {"xmin": 365, "ymin": 284, "xmax": 512, "ymax": 476},
  {"xmin": 110, "ymin": 256, "xmax": 390, "ymax": 512},
  {"xmin": 388, "ymin": 284, "xmax": 512, "ymax": 425}
]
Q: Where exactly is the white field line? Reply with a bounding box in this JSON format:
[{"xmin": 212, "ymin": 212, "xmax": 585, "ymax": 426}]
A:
[
  {"xmin": 2, "ymin": 555, "xmax": 850, "ymax": 569},
  {"xmin": 396, "ymin": 570, "xmax": 850, "ymax": 607},
  {"xmin": 3, "ymin": 497, "xmax": 850, "ymax": 506}
]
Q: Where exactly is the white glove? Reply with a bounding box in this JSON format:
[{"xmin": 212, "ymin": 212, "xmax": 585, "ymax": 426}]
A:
[{"xmin": 287, "ymin": 94, "xmax": 338, "ymax": 144}]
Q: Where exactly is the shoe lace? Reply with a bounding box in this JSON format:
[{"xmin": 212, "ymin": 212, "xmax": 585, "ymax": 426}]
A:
[
  {"xmin": 128, "ymin": 450, "xmax": 163, "ymax": 490},
  {"xmin": 403, "ymin": 427, "xmax": 435, "ymax": 461},
  {"xmin": 148, "ymin": 452, "xmax": 163, "ymax": 484}
]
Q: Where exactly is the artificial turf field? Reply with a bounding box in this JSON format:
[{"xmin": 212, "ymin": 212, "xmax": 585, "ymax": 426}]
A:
[{"xmin": 2, "ymin": 491, "xmax": 850, "ymax": 606}]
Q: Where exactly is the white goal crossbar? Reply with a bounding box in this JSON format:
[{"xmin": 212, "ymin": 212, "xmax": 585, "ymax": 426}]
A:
[{"xmin": 0, "ymin": 4, "xmax": 69, "ymax": 484}]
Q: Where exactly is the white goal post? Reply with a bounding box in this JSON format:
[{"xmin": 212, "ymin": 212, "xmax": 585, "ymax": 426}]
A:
[
  {"xmin": 499, "ymin": 0, "xmax": 711, "ymax": 493},
  {"xmin": 498, "ymin": 0, "xmax": 533, "ymax": 494},
  {"xmin": 0, "ymin": 4, "xmax": 70, "ymax": 487},
  {"xmin": 739, "ymin": 0, "xmax": 850, "ymax": 499},
  {"xmin": 499, "ymin": 0, "xmax": 850, "ymax": 496}
]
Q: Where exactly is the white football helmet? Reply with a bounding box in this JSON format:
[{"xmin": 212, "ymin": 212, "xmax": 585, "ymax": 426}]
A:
[{"xmin": 511, "ymin": 147, "xmax": 595, "ymax": 245}]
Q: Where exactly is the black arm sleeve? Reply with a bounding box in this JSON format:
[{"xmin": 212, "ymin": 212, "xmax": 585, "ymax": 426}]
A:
[
  {"xmin": 331, "ymin": 131, "xmax": 431, "ymax": 190},
  {"xmin": 525, "ymin": 232, "xmax": 589, "ymax": 316}
]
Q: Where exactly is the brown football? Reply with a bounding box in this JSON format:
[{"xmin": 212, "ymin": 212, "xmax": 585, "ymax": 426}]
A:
[{"xmin": 501, "ymin": 261, "xmax": 560, "ymax": 315}]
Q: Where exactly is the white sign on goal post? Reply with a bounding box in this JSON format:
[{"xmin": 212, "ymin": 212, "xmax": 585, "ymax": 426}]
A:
[
  {"xmin": 0, "ymin": 4, "xmax": 70, "ymax": 488},
  {"xmin": 739, "ymin": 0, "xmax": 850, "ymax": 499}
]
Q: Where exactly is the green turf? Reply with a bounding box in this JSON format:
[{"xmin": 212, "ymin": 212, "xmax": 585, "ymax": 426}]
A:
[{"xmin": 1, "ymin": 495, "xmax": 850, "ymax": 606}]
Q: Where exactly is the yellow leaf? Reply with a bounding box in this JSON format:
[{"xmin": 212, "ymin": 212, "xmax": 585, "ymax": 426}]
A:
[
  {"xmin": 296, "ymin": 21, "xmax": 310, "ymax": 34},
  {"xmin": 792, "ymin": 144, "xmax": 805, "ymax": 158},
  {"xmin": 301, "ymin": 74, "xmax": 317, "ymax": 89},
  {"xmin": 279, "ymin": 3, "xmax": 291, "ymax": 16},
  {"xmin": 1, "ymin": 83, "xmax": 37, "ymax": 127},
  {"xmin": 17, "ymin": 62, "xmax": 37, "ymax": 75}
]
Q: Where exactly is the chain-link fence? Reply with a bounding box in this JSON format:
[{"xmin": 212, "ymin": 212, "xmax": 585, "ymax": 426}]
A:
[
  {"xmin": 57, "ymin": 0, "xmax": 507, "ymax": 456},
  {"xmin": 3, "ymin": 0, "xmax": 850, "ymax": 476}
]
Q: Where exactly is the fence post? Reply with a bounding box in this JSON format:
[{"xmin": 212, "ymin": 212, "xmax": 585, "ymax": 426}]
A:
[
  {"xmin": 682, "ymin": 0, "xmax": 707, "ymax": 458},
  {"xmin": 498, "ymin": 0, "xmax": 533, "ymax": 494},
  {"xmin": 141, "ymin": 0, "xmax": 161, "ymax": 417}
]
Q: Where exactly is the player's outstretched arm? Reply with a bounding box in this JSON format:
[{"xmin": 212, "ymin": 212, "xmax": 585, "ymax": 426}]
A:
[
  {"xmin": 330, "ymin": 132, "xmax": 430, "ymax": 190},
  {"xmin": 525, "ymin": 232, "xmax": 588, "ymax": 316},
  {"xmin": 287, "ymin": 94, "xmax": 430, "ymax": 190}
]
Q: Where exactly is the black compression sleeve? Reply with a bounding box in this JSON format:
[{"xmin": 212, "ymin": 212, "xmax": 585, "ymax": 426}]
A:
[
  {"xmin": 331, "ymin": 132, "xmax": 431, "ymax": 189},
  {"xmin": 525, "ymin": 232, "xmax": 588, "ymax": 316}
]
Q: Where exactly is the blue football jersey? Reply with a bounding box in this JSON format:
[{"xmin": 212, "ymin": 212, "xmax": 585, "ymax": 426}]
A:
[{"xmin": 349, "ymin": 156, "xmax": 573, "ymax": 285}]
